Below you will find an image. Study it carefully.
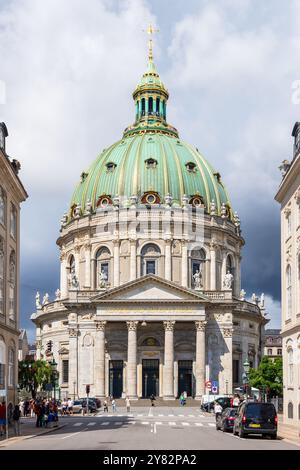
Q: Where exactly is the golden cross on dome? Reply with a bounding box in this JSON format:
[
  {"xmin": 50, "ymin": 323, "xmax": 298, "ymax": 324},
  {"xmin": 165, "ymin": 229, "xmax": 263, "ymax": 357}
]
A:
[{"xmin": 143, "ymin": 23, "xmax": 159, "ymax": 62}]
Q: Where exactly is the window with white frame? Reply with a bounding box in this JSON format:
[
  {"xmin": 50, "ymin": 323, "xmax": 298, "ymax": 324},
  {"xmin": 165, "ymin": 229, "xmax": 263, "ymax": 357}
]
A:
[
  {"xmin": 10, "ymin": 203, "xmax": 17, "ymax": 239},
  {"xmin": 8, "ymin": 251, "xmax": 16, "ymax": 320},
  {"xmin": 267, "ymin": 349, "xmax": 272, "ymax": 355},
  {"xmin": 96, "ymin": 246, "xmax": 111, "ymax": 287},
  {"xmin": 141, "ymin": 243, "xmax": 161, "ymax": 276},
  {"xmin": 8, "ymin": 348, "xmax": 14, "ymax": 387},
  {"xmin": 0, "ymin": 238, "xmax": 4, "ymax": 315},
  {"xmin": 288, "ymin": 348, "xmax": 294, "ymax": 386},
  {"xmin": 286, "ymin": 265, "xmax": 292, "ymax": 319},
  {"xmin": 0, "ymin": 186, "xmax": 5, "ymax": 226},
  {"xmin": 62, "ymin": 359, "xmax": 69, "ymax": 384}
]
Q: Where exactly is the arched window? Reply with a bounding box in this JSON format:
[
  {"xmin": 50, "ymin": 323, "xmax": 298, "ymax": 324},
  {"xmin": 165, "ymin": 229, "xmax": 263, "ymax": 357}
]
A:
[
  {"xmin": 141, "ymin": 98, "xmax": 145, "ymax": 116},
  {"xmin": 141, "ymin": 244, "xmax": 161, "ymax": 275},
  {"xmin": 226, "ymin": 254, "xmax": 235, "ymax": 291},
  {"xmin": 286, "ymin": 265, "xmax": 292, "ymax": 319},
  {"xmin": 156, "ymin": 97, "xmax": 160, "ymax": 116},
  {"xmin": 0, "ymin": 238, "xmax": 4, "ymax": 315},
  {"xmin": 10, "ymin": 203, "xmax": 17, "ymax": 239},
  {"xmin": 0, "ymin": 186, "xmax": 5, "ymax": 226},
  {"xmin": 288, "ymin": 402, "xmax": 293, "ymax": 419},
  {"xmin": 191, "ymin": 248, "xmax": 206, "ymax": 288},
  {"xmin": 0, "ymin": 337, "xmax": 5, "ymax": 388},
  {"xmin": 8, "ymin": 251, "xmax": 16, "ymax": 321},
  {"xmin": 148, "ymin": 97, "xmax": 153, "ymax": 114},
  {"xmin": 8, "ymin": 347, "xmax": 15, "ymax": 387},
  {"xmin": 288, "ymin": 348, "xmax": 294, "ymax": 386},
  {"xmin": 96, "ymin": 247, "xmax": 111, "ymax": 287}
]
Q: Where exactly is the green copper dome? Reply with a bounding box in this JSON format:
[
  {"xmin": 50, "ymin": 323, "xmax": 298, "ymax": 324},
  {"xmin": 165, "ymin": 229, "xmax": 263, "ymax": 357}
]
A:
[{"xmin": 68, "ymin": 58, "xmax": 233, "ymax": 221}]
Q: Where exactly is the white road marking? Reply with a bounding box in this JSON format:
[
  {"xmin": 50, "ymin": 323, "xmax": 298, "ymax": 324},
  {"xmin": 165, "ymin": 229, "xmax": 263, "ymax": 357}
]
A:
[
  {"xmin": 155, "ymin": 422, "xmax": 162, "ymax": 425},
  {"xmin": 168, "ymin": 414, "xmax": 174, "ymax": 417},
  {"xmin": 142, "ymin": 421, "xmax": 149, "ymax": 425},
  {"xmin": 169, "ymin": 422, "xmax": 177, "ymax": 426},
  {"xmin": 208, "ymin": 423, "xmax": 215, "ymax": 427},
  {"xmin": 114, "ymin": 422, "xmax": 123, "ymax": 425},
  {"xmin": 195, "ymin": 423, "xmax": 203, "ymax": 427},
  {"xmin": 154, "ymin": 423, "xmax": 157, "ymax": 434},
  {"xmin": 178, "ymin": 414, "xmax": 184, "ymax": 417},
  {"xmin": 87, "ymin": 422, "xmax": 96, "ymax": 426},
  {"xmin": 188, "ymin": 414, "xmax": 195, "ymax": 417},
  {"xmin": 101, "ymin": 422, "xmax": 110, "ymax": 426},
  {"xmin": 182, "ymin": 422, "xmax": 190, "ymax": 426},
  {"xmin": 148, "ymin": 408, "xmax": 153, "ymax": 417},
  {"xmin": 117, "ymin": 415, "xmax": 124, "ymax": 417},
  {"xmin": 61, "ymin": 431, "xmax": 82, "ymax": 440},
  {"xmin": 158, "ymin": 414, "xmax": 164, "ymax": 417},
  {"xmin": 74, "ymin": 423, "xmax": 83, "ymax": 427}
]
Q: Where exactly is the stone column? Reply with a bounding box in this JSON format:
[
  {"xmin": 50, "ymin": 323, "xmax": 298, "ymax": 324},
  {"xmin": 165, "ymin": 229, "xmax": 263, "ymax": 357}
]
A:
[
  {"xmin": 181, "ymin": 241, "xmax": 188, "ymax": 287},
  {"xmin": 221, "ymin": 252, "xmax": 227, "ymax": 290},
  {"xmin": 94, "ymin": 321, "xmax": 106, "ymax": 398},
  {"xmin": 127, "ymin": 321, "xmax": 138, "ymax": 399},
  {"xmin": 84, "ymin": 244, "xmax": 91, "ymax": 288},
  {"xmin": 60, "ymin": 253, "xmax": 68, "ymax": 298},
  {"xmin": 68, "ymin": 324, "xmax": 79, "ymax": 399},
  {"xmin": 130, "ymin": 239, "xmax": 137, "ymax": 281},
  {"xmin": 163, "ymin": 321, "xmax": 175, "ymax": 400},
  {"xmin": 195, "ymin": 320, "xmax": 207, "ymax": 400},
  {"xmin": 210, "ymin": 243, "xmax": 216, "ymax": 291},
  {"xmin": 74, "ymin": 246, "xmax": 80, "ymax": 279},
  {"xmin": 222, "ymin": 327, "xmax": 233, "ymax": 395},
  {"xmin": 113, "ymin": 240, "xmax": 120, "ymax": 287},
  {"xmin": 165, "ymin": 238, "xmax": 172, "ymax": 281},
  {"xmin": 91, "ymin": 258, "xmax": 96, "ymax": 290}
]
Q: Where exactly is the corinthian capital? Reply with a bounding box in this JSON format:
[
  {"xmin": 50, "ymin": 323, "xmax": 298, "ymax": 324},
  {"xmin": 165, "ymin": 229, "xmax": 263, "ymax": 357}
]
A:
[
  {"xmin": 163, "ymin": 320, "xmax": 176, "ymax": 331},
  {"xmin": 95, "ymin": 321, "xmax": 106, "ymax": 331},
  {"xmin": 127, "ymin": 321, "xmax": 139, "ymax": 331},
  {"xmin": 222, "ymin": 327, "xmax": 233, "ymax": 338},
  {"xmin": 68, "ymin": 327, "xmax": 79, "ymax": 338},
  {"xmin": 195, "ymin": 320, "xmax": 207, "ymax": 332}
]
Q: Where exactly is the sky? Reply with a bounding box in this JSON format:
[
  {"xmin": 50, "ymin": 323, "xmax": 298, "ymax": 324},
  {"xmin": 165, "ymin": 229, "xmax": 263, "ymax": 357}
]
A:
[{"xmin": 1, "ymin": 0, "xmax": 298, "ymax": 341}]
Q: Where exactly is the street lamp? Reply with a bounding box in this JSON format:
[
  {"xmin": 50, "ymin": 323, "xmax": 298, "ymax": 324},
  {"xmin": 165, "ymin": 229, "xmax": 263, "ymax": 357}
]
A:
[
  {"xmin": 242, "ymin": 358, "xmax": 250, "ymax": 398},
  {"xmin": 50, "ymin": 358, "xmax": 58, "ymax": 401}
]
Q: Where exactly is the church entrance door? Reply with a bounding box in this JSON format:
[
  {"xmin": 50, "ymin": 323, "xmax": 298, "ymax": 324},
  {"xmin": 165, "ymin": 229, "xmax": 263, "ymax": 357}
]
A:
[
  {"xmin": 109, "ymin": 360, "xmax": 123, "ymax": 398},
  {"xmin": 178, "ymin": 360, "xmax": 193, "ymax": 397},
  {"xmin": 142, "ymin": 359, "xmax": 159, "ymax": 398}
]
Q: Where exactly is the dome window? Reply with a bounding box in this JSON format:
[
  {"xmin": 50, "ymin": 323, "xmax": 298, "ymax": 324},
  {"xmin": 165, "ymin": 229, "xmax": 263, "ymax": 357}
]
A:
[
  {"xmin": 189, "ymin": 195, "xmax": 205, "ymax": 208},
  {"xmin": 141, "ymin": 192, "xmax": 160, "ymax": 205},
  {"xmin": 80, "ymin": 172, "xmax": 88, "ymax": 182},
  {"xmin": 186, "ymin": 162, "xmax": 196, "ymax": 173},
  {"xmin": 96, "ymin": 195, "xmax": 113, "ymax": 208},
  {"xmin": 214, "ymin": 172, "xmax": 221, "ymax": 183},
  {"xmin": 106, "ymin": 162, "xmax": 117, "ymax": 173},
  {"xmin": 145, "ymin": 158, "xmax": 157, "ymax": 169}
]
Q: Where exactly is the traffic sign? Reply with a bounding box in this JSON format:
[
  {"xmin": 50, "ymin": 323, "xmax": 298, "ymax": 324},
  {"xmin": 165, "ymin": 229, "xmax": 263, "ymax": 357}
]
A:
[
  {"xmin": 212, "ymin": 381, "xmax": 218, "ymax": 394},
  {"xmin": 205, "ymin": 380, "xmax": 212, "ymax": 390}
]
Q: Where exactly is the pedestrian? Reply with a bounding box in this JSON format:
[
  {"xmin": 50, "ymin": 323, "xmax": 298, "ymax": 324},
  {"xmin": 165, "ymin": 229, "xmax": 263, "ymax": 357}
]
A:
[
  {"xmin": 103, "ymin": 399, "xmax": 108, "ymax": 413},
  {"xmin": 12, "ymin": 405, "xmax": 21, "ymax": 436},
  {"xmin": 126, "ymin": 397, "xmax": 131, "ymax": 413},
  {"xmin": 0, "ymin": 401, "xmax": 6, "ymax": 436},
  {"xmin": 67, "ymin": 398, "xmax": 74, "ymax": 415},
  {"xmin": 233, "ymin": 394, "xmax": 240, "ymax": 407},
  {"xmin": 150, "ymin": 394, "xmax": 156, "ymax": 407},
  {"xmin": 179, "ymin": 394, "xmax": 184, "ymax": 406},
  {"xmin": 214, "ymin": 401, "xmax": 223, "ymax": 422},
  {"xmin": 30, "ymin": 399, "xmax": 35, "ymax": 418},
  {"xmin": 112, "ymin": 399, "xmax": 116, "ymax": 412}
]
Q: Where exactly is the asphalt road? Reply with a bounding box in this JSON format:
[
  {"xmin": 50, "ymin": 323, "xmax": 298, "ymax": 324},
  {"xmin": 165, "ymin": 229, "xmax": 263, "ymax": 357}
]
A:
[{"xmin": 2, "ymin": 407, "xmax": 299, "ymax": 451}]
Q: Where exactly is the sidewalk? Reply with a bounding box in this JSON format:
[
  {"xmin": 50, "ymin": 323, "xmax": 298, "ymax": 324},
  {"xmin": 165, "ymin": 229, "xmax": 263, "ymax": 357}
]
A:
[{"xmin": 0, "ymin": 417, "xmax": 65, "ymax": 447}]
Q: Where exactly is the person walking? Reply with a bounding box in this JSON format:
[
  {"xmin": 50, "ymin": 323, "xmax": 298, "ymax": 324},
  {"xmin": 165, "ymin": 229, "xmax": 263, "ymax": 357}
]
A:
[
  {"xmin": 103, "ymin": 399, "xmax": 108, "ymax": 413},
  {"xmin": 12, "ymin": 405, "xmax": 21, "ymax": 436},
  {"xmin": 179, "ymin": 394, "xmax": 184, "ymax": 406},
  {"xmin": 67, "ymin": 398, "xmax": 74, "ymax": 416},
  {"xmin": 112, "ymin": 399, "xmax": 116, "ymax": 413},
  {"xmin": 214, "ymin": 401, "xmax": 223, "ymax": 422},
  {"xmin": 150, "ymin": 394, "xmax": 156, "ymax": 407},
  {"xmin": 233, "ymin": 394, "xmax": 240, "ymax": 407},
  {"xmin": 0, "ymin": 401, "xmax": 6, "ymax": 436},
  {"xmin": 126, "ymin": 397, "xmax": 131, "ymax": 413}
]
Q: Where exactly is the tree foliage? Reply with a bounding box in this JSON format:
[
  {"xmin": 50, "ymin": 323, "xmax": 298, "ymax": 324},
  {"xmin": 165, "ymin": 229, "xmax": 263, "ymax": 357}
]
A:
[
  {"xmin": 248, "ymin": 356, "xmax": 283, "ymax": 398},
  {"xmin": 18, "ymin": 359, "xmax": 52, "ymax": 399}
]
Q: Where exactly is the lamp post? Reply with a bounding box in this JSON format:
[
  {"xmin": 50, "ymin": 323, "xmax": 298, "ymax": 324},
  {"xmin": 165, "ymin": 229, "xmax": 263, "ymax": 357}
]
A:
[
  {"xmin": 242, "ymin": 358, "xmax": 250, "ymax": 398},
  {"xmin": 50, "ymin": 358, "xmax": 58, "ymax": 401}
]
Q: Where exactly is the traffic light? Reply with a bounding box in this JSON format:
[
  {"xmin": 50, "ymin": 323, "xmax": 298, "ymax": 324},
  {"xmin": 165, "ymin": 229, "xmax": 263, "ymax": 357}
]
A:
[
  {"xmin": 86, "ymin": 384, "xmax": 90, "ymax": 395},
  {"xmin": 46, "ymin": 340, "xmax": 53, "ymax": 353}
]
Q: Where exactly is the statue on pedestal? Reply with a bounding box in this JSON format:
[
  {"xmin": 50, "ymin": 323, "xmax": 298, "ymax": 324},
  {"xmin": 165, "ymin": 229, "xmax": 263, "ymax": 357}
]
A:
[
  {"xmin": 223, "ymin": 270, "xmax": 234, "ymax": 289},
  {"xmin": 240, "ymin": 289, "xmax": 246, "ymax": 301},
  {"xmin": 193, "ymin": 270, "xmax": 202, "ymax": 290},
  {"xmin": 55, "ymin": 289, "xmax": 61, "ymax": 301},
  {"xmin": 35, "ymin": 291, "xmax": 42, "ymax": 310},
  {"xmin": 99, "ymin": 270, "xmax": 107, "ymax": 288},
  {"xmin": 42, "ymin": 293, "xmax": 49, "ymax": 305}
]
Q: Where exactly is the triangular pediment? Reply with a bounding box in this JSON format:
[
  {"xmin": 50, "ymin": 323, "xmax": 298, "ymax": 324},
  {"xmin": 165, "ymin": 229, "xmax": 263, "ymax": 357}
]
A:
[{"xmin": 91, "ymin": 275, "xmax": 209, "ymax": 303}]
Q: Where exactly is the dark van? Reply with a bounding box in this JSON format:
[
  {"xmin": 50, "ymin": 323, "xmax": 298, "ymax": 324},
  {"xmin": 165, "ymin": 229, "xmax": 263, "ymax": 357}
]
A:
[{"xmin": 233, "ymin": 402, "xmax": 277, "ymax": 439}]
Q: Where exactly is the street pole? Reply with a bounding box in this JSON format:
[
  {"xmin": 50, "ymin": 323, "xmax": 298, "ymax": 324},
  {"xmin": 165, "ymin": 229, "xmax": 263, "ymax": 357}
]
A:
[{"xmin": 5, "ymin": 364, "xmax": 8, "ymax": 440}]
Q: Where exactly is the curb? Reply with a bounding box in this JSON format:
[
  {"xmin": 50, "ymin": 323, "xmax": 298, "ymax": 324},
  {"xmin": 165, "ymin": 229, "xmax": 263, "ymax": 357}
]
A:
[{"xmin": 0, "ymin": 424, "xmax": 66, "ymax": 447}]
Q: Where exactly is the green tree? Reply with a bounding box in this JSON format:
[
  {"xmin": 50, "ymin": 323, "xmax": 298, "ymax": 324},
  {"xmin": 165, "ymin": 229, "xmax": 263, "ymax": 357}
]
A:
[
  {"xmin": 18, "ymin": 359, "xmax": 52, "ymax": 399},
  {"xmin": 248, "ymin": 356, "xmax": 283, "ymax": 398}
]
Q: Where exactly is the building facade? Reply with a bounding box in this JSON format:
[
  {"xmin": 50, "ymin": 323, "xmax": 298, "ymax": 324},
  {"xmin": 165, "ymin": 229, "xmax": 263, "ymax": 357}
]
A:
[
  {"xmin": 275, "ymin": 123, "xmax": 300, "ymax": 428},
  {"xmin": 32, "ymin": 48, "xmax": 267, "ymax": 401},
  {"xmin": 263, "ymin": 329, "xmax": 282, "ymax": 360},
  {"xmin": 0, "ymin": 122, "xmax": 27, "ymax": 408}
]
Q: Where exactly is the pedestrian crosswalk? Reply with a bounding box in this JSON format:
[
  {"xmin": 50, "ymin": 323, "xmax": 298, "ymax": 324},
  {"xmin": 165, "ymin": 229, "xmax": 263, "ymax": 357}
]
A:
[
  {"xmin": 70, "ymin": 420, "xmax": 215, "ymax": 429},
  {"xmin": 97, "ymin": 413, "xmax": 206, "ymax": 418}
]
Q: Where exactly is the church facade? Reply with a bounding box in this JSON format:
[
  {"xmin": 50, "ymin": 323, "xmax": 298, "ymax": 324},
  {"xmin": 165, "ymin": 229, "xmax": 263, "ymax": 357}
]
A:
[{"xmin": 31, "ymin": 44, "xmax": 267, "ymax": 401}]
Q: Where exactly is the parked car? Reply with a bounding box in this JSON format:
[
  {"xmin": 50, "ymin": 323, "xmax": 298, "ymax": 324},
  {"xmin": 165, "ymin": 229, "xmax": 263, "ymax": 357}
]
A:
[
  {"xmin": 216, "ymin": 407, "xmax": 237, "ymax": 432},
  {"xmin": 233, "ymin": 402, "xmax": 277, "ymax": 439},
  {"xmin": 202, "ymin": 397, "xmax": 231, "ymax": 413}
]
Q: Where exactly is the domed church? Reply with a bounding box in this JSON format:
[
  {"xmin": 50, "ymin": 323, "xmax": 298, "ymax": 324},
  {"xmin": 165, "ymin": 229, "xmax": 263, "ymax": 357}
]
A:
[{"xmin": 32, "ymin": 33, "xmax": 267, "ymax": 401}]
